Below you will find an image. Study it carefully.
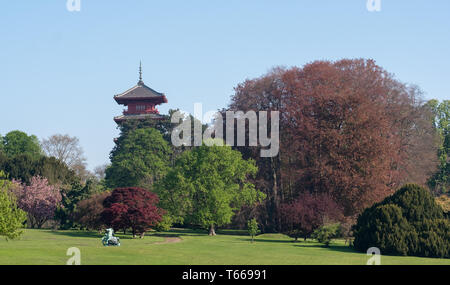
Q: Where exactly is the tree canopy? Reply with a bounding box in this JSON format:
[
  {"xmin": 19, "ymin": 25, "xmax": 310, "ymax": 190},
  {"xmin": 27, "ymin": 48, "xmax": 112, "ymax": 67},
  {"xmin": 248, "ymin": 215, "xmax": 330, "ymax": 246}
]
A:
[
  {"xmin": 101, "ymin": 187, "xmax": 164, "ymax": 237},
  {"xmin": 105, "ymin": 128, "xmax": 172, "ymax": 189},
  {"xmin": 1, "ymin": 130, "xmax": 41, "ymax": 159},
  {"xmin": 426, "ymin": 100, "xmax": 450, "ymax": 194},
  {"xmin": 156, "ymin": 140, "xmax": 266, "ymax": 235}
]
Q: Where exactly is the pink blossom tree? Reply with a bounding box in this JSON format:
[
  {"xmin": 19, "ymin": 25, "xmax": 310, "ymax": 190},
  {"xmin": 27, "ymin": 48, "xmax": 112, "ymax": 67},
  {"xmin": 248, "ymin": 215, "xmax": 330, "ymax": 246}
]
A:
[{"xmin": 14, "ymin": 176, "xmax": 62, "ymax": 228}]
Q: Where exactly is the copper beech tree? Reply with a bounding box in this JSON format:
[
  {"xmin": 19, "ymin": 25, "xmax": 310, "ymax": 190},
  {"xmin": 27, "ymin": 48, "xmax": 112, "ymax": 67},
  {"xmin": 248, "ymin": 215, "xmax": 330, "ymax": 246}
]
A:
[{"xmin": 228, "ymin": 59, "xmax": 437, "ymax": 229}]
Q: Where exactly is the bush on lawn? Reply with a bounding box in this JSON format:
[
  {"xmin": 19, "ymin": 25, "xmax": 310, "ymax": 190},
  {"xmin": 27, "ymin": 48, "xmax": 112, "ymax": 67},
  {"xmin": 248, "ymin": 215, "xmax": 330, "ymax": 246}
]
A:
[
  {"xmin": 154, "ymin": 215, "xmax": 174, "ymax": 232},
  {"xmin": 353, "ymin": 184, "xmax": 449, "ymax": 258},
  {"xmin": 312, "ymin": 222, "xmax": 340, "ymax": 247}
]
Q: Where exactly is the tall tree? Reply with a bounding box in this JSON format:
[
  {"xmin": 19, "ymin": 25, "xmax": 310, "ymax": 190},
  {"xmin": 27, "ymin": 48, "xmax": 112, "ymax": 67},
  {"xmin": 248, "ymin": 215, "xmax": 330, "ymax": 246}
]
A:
[
  {"xmin": 156, "ymin": 140, "xmax": 266, "ymax": 235},
  {"xmin": 41, "ymin": 134, "xmax": 89, "ymax": 181},
  {"xmin": 41, "ymin": 134, "xmax": 86, "ymax": 168},
  {"xmin": 227, "ymin": 59, "xmax": 434, "ymax": 227},
  {"xmin": 2, "ymin": 130, "xmax": 41, "ymax": 159},
  {"xmin": 0, "ymin": 135, "xmax": 4, "ymax": 154},
  {"xmin": 0, "ymin": 153, "xmax": 77, "ymax": 185},
  {"xmin": 426, "ymin": 100, "xmax": 450, "ymax": 194},
  {"xmin": 105, "ymin": 128, "xmax": 172, "ymax": 189},
  {"xmin": 226, "ymin": 67, "xmax": 287, "ymax": 232}
]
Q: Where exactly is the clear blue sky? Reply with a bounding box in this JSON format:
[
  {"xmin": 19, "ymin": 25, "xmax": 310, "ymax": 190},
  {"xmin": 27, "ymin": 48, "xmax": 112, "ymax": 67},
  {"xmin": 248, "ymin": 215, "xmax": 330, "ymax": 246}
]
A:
[{"xmin": 1, "ymin": 0, "xmax": 449, "ymax": 170}]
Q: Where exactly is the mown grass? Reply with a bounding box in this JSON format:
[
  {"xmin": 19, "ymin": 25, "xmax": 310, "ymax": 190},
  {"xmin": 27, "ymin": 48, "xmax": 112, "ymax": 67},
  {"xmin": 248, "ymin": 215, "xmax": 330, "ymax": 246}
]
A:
[{"xmin": 0, "ymin": 228, "xmax": 449, "ymax": 265}]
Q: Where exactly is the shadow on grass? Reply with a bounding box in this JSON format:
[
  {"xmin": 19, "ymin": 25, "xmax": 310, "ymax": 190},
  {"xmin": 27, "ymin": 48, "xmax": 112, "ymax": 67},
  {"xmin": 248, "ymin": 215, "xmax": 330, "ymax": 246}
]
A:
[
  {"xmin": 216, "ymin": 229, "xmax": 248, "ymax": 236},
  {"xmin": 47, "ymin": 228, "xmax": 205, "ymax": 240},
  {"xmin": 293, "ymin": 243, "xmax": 359, "ymax": 254},
  {"xmin": 237, "ymin": 238, "xmax": 296, "ymax": 244},
  {"xmin": 48, "ymin": 230, "xmax": 137, "ymax": 240}
]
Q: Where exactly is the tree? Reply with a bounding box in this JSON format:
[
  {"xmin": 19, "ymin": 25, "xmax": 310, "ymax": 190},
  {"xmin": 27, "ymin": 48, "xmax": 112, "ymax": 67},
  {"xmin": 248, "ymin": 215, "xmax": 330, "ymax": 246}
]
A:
[
  {"xmin": 280, "ymin": 193, "xmax": 343, "ymax": 241},
  {"xmin": 55, "ymin": 178, "xmax": 105, "ymax": 229},
  {"xmin": 227, "ymin": 59, "xmax": 436, "ymax": 229},
  {"xmin": 73, "ymin": 191, "xmax": 110, "ymax": 231},
  {"xmin": 353, "ymin": 184, "xmax": 449, "ymax": 258},
  {"xmin": 2, "ymin": 130, "xmax": 41, "ymax": 159},
  {"xmin": 156, "ymin": 140, "xmax": 266, "ymax": 235},
  {"xmin": 105, "ymin": 128, "xmax": 172, "ymax": 189},
  {"xmin": 14, "ymin": 176, "xmax": 62, "ymax": 228},
  {"xmin": 41, "ymin": 134, "xmax": 87, "ymax": 169},
  {"xmin": 0, "ymin": 134, "xmax": 4, "ymax": 154},
  {"xmin": 93, "ymin": 164, "xmax": 109, "ymax": 181},
  {"xmin": 226, "ymin": 67, "xmax": 287, "ymax": 232},
  {"xmin": 247, "ymin": 218, "xmax": 260, "ymax": 243},
  {"xmin": 0, "ymin": 153, "xmax": 77, "ymax": 185},
  {"xmin": 101, "ymin": 187, "xmax": 164, "ymax": 238},
  {"xmin": 426, "ymin": 100, "xmax": 450, "ymax": 194},
  {"xmin": 0, "ymin": 173, "xmax": 26, "ymax": 240}
]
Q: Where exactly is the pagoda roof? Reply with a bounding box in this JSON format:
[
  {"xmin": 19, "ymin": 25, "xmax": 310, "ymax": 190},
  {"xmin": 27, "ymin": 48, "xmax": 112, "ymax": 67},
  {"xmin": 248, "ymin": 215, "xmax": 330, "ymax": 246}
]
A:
[{"xmin": 114, "ymin": 81, "xmax": 168, "ymax": 104}]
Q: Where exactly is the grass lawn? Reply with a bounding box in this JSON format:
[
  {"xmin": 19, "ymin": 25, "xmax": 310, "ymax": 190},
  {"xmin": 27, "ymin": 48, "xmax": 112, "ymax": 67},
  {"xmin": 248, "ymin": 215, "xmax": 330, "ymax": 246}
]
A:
[{"xmin": 0, "ymin": 228, "xmax": 449, "ymax": 265}]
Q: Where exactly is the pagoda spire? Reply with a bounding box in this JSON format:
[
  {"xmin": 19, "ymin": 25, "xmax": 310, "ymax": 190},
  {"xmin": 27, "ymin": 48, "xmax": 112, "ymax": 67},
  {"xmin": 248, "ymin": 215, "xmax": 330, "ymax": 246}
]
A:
[{"xmin": 138, "ymin": 61, "xmax": 143, "ymax": 85}]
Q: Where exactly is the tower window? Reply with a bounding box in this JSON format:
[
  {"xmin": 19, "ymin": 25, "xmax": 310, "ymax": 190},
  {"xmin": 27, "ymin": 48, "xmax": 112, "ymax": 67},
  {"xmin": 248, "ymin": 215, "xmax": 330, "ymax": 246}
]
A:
[{"xmin": 136, "ymin": 105, "xmax": 146, "ymax": 111}]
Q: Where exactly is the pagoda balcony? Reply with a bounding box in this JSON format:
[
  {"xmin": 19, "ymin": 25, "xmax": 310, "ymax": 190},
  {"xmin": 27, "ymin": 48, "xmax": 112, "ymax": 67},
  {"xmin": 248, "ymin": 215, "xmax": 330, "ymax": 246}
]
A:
[{"xmin": 123, "ymin": 109, "xmax": 159, "ymax": 115}]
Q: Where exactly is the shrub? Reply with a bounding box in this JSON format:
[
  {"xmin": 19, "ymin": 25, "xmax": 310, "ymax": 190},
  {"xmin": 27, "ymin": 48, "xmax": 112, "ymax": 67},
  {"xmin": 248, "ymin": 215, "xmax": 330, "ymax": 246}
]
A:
[
  {"xmin": 312, "ymin": 223, "xmax": 340, "ymax": 247},
  {"xmin": 0, "ymin": 175, "xmax": 27, "ymax": 240},
  {"xmin": 353, "ymin": 184, "xmax": 449, "ymax": 258},
  {"xmin": 154, "ymin": 215, "xmax": 174, "ymax": 232},
  {"xmin": 73, "ymin": 191, "xmax": 110, "ymax": 231},
  {"xmin": 280, "ymin": 192, "xmax": 343, "ymax": 241}
]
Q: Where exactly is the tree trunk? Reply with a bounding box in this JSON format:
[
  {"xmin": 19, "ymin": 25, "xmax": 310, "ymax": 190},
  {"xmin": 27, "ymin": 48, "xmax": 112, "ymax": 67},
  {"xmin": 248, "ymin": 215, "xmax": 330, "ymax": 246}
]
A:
[
  {"xmin": 271, "ymin": 156, "xmax": 281, "ymax": 232},
  {"xmin": 209, "ymin": 224, "xmax": 216, "ymax": 236}
]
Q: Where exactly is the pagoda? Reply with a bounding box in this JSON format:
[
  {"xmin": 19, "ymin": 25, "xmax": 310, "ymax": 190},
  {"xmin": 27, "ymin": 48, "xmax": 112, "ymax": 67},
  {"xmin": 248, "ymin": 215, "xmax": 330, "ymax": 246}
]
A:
[{"xmin": 114, "ymin": 62, "xmax": 168, "ymax": 123}]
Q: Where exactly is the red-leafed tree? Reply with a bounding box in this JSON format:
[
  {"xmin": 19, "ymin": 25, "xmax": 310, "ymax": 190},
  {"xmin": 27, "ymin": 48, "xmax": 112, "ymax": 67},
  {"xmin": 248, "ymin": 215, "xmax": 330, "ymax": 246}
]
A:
[
  {"xmin": 282, "ymin": 60, "xmax": 413, "ymax": 216},
  {"xmin": 228, "ymin": 59, "xmax": 436, "ymax": 231},
  {"xmin": 101, "ymin": 187, "xmax": 164, "ymax": 238},
  {"xmin": 280, "ymin": 192, "xmax": 343, "ymax": 241}
]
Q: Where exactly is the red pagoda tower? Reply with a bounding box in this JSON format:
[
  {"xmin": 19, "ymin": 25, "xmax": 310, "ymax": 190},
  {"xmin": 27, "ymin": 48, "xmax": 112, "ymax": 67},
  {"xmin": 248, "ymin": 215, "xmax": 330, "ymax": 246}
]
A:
[{"xmin": 114, "ymin": 62, "xmax": 168, "ymax": 123}]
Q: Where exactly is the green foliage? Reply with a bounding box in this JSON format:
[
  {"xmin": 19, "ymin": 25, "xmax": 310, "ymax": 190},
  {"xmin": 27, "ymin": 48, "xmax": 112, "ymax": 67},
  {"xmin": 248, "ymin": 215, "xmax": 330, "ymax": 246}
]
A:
[
  {"xmin": 156, "ymin": 142, "xmax": 266, "ymax": 234},
  {"xmin": 247, "ymin": 218, "xmax": 260, "ymax": 242},
  {"xmin": 56, "ymin": 179, "xmax": 106, "ymax": 229},
  {"xmin": 382, "ymin": 183, "xmax": 444, "ymax": 222},
  {"xmin": 0, "ymin": 134, "xmax": 4, "ymax": 154},
  {"xmin": 154, "ymin": 215, "xmax": 174, "ymax": 232},
  {"xmin": 436, "ymin": 195, "xmax": 450, "ymax": 217},
  {"xmin": 2, "ymin": 130, "xmax": 41, "ymax": 159},
  {"xmin": 0, "ymin": 173, "xmax": 27, "ymax": 240},
  {"xmin": 426, "ymin": 100, "xmax": 450, "ymax": 194},
  {"xmin": 353, "ymin": 184, "xmax": 449, "ymax": 258},
  {"xmin": 0, "ymin": 153, "xmax": 77, "ymax": 185},
  {"xmin": 312, "ymin": 223, "xmax": 341, "ymax": 247},
  {"xmin": 105, "ymin": 128, "xmax": 172, "ymax": 189}
]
